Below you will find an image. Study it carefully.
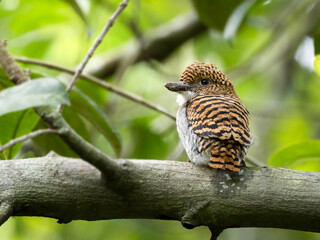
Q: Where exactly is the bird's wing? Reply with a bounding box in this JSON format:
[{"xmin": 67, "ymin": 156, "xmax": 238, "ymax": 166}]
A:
[{"xmin": 186, "ymin": 95, "xmax": 251, "ymax": 147}]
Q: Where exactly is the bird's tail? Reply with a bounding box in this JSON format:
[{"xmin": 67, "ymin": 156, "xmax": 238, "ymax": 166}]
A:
[{"xmin": 208, "ymin": 139, "xmax": 242, "ymax": 172}]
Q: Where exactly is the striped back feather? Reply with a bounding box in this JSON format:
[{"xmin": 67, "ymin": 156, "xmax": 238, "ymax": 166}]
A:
[{"xmin": 187, "ymin": 95, "xmax": 251, "ymax": 172}]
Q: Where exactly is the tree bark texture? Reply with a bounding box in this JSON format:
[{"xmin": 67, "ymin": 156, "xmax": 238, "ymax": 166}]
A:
[{"xmin": 1, "ymin": 156, "xmax": 319, "ymax": 232}]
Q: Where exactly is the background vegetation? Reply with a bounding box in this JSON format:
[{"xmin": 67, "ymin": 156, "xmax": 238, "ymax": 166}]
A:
[{"xmin": 0, "ymin": 0, "xmax": 320, "ymax": 239}]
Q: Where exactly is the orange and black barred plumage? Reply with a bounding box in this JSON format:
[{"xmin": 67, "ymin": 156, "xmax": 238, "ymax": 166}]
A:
[
  {"xmin": 165, "ymin": 62, "xmax": 252, "ymax": 172},
  {"xmin": 187, "ymin": 95, "xmax": 251, "ymax": 171}
]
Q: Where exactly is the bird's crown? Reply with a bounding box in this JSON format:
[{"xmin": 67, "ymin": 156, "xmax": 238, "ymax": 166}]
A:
[
  {"xmin": 180, "ymin": 61, "xmax": 229, "ymax": 85},
  {"xmin": 179, "ymin": 61, "xmax": 236, "ymax": 95}
]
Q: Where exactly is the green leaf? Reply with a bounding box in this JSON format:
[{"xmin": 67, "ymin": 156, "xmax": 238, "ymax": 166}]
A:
[
  {"xmin": 64, "ymin": 0, "xmax": 87, "ymax": 22},
  {"xmin": 312, "ymin": 19, "xmax": 320, "ymax": 55},
  {"xmin": 192, "ymin": 0, "xmax": 243, "ymax": 30},
  {"xmin": 314, "ymin": 35, "xmax": 320, "ymax": 55},
  {"xmin": 62, "ymin": 105, "xmax": 92, "ymax": 143},
  {"xmin": 0, "ymin": 109, "xmax": 40, "ymax": 159},
  {"xmin": 0, "ymin": 78, "xmax": 70, "ymax": 116},
  {"xmin": 314, "ymin": 55, "xmax": 320, "ymax": 77},
  {"xmin": 70, "ymin": 88, "xmax": 122, "ymax": 156},
  {"xmin": 0, "ymin": 152, "xmax": 6, "ymax": 160},
  {"xmin": 223, "ymin": 0, "xmax": 256, "ymax": 41},
  {"xmin": 64, "ymin": 0, "xmax": 91, "ymax": 35},
  {"xmin": 130, "ymin": 116, "xmax": 169, "ymax": 160},
  {"xmin": 0, "ymin": 67, "xmax": 14, "ymax": 90},
  {"xmin": 32, "ymin": 119, "xmax": 78, "ymax": 157},
  {"xmin": 268, "ymin": 140, "xmax": 320, "ymax": 172}
]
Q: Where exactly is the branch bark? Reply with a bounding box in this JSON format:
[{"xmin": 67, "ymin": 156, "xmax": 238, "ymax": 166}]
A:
[
  {"xmin": 0, "ymin": 41, "xmax": 28, "ymax": 84},
  {"xmin": 1, "ymin": 156, "xmax": 320, "ymax": 234}
]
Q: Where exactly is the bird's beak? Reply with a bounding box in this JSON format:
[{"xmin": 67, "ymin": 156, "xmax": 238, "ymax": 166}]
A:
[{"xmin": 164, "ymin": 82, "xmax": 191, "ymax": 92}]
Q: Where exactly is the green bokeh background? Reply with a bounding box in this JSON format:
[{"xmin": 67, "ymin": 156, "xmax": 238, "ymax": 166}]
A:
[{"xmin": 1, "ymin": 0, "xmax": 320, "ymax": 239}]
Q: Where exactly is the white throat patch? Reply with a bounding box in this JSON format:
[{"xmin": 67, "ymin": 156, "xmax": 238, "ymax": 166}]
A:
[{"xmin": 176, "ymin": 91, "xmax": 196, "ymax": 106}]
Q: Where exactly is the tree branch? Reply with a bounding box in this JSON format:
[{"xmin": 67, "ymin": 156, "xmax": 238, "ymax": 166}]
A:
[
  {"xmin": 14, "ymin": 56, "xmax": 176, "ymax": 120},
  {"xmin": 88, "ymin": 12, "xmax": 207, "ymax": 78},
  {"xmin": 1, "ymin": 156, "xmax": 320, "ymax": 233},
  {"xmin": 0, "ymin": 40, "xmax": 120, "ymax": 180},
  {"xmin": 66, "ymin": 0, "xmax": 129, "ymax": 93},
  {"xmin": 0, "ymin": 41, "xmax": 29, "ymax": 84},
  {"xmin": 0, "ymin": 129, "xmax": 60, "ymax": 153},
  {"xmin": 34, "ymin": 106, "xmax": 121, "ymax": 179}
]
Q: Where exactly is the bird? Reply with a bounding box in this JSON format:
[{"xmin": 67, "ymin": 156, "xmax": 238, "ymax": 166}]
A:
[{"xmin": 164, "ymin": 61, "xmax": 252, "ymax": 172}]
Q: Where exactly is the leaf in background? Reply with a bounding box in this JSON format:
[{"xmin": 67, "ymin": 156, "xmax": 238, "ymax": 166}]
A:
[
  {"xmin": 314, "ymin": 55, "xmax": 320, "ymax": 77},
  {"xmin": 130, "ymin": 116, "xmax": 169, "ymax": 160},
  {"xmin": 70, "ymin": 88, "xmax": 122, "ymax": 156},
  {"xmin": 0, "ymin": 67, "xmax": 14, "ymax": 91},
  {"xmin": 0, "ymin": 78, "xmax": 70, "ymax": 116},
  {"xmin": 0, "ymin": 152, "xmax": 6, "ymax": 160},
  {"xmin": 62, "ymin": 105, "xmax": 91, "ymax": 143},
  {"xmin": 192, "ymin": 0, "xmax": 243, "ymax": 30},
  {"xmin": 223, "ymin": 0, "xmax": 256, "ymax": 41},
  {"xmin": 314, "ymin": 36, "xmax": 320, "ymax": 56},
  {"xmin": 32, "ymin": 119, "xmax": 78, "ymax": 158},
  {"xmin": 312, "ymin": 18, "xmax": 320, "ymax": 55},
  {"xmin": 75, "ymin": 78, "xmax": 108, "ymax": 106},
  {"xmin": 64, "ymin": 0, "xmax": 92, "ymax": 36},
  {"xmin": 0, "ymin": 109, "xmax": 40, "ymax": 159},
  {"xmin": 268, "ymin": 140, "xmax": 320, "ymax": 172}
]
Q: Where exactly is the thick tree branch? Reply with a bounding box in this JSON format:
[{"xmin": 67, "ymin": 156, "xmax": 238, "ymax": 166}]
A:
[{"xmin": 0, "ymin": 156, "xmax": 319, "ymax": 233}]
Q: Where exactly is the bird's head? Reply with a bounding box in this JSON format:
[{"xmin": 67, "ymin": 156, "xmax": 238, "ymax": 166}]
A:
[{"xmin": 164, "ymin": 62, "xmax": 236, "ymax": 104}]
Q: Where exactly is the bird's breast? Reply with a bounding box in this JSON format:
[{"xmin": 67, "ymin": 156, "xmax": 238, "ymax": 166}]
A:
[{"xmin": 176, "ymin": 104, "xmax": 209, "ymax": 165}]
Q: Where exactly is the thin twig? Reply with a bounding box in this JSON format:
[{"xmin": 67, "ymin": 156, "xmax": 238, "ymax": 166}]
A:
[
  {"xmin": 66, "ymin": 0, "xmax": 129, "ymax": 93},
  {"xmin": 15, "ymin": 56, "xmax": 176, "ymax": 120},
  {"xmin": 0, "ymin": 129, "xmax": 60, "ymax": 153}
]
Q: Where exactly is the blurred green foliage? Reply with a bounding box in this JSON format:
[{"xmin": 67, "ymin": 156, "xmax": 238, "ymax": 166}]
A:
[
  {"xmin": 0, "ymin": 78, "xmax": 69, "ymax": 116},
  {"xmin": 69, "ymin": 87, "xmax": 122, "ymax": 156},
  {"xmin": 0, "ymin": 109, "xmax": 40, "ymax": 159},
  {"xmin": 269, "ymin": 140, "xmax": 320, "ymax": 171},
  {"xmin": 0, "ymin": 0, "xmax": 320, "ymax": 239},
  {"xmin": 315, "ymin": 55, "xmax": 320, "ymax": 76}
]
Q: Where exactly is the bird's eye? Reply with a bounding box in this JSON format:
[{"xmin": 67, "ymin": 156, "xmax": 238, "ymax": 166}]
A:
[{"xmin": 200, "ymin": 79, "xmax": 210, "ymax": 85}]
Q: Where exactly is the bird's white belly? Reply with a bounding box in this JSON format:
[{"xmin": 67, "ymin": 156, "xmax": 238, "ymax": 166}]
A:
[{"xmin": 176, "ymin": 105, "xmax": 210, "ymax": 165}]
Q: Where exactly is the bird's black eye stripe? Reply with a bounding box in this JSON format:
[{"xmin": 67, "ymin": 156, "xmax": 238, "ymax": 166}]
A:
[{"xmin": 200, "ymin": 79, "xmax": 210, "ymax": 85}]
